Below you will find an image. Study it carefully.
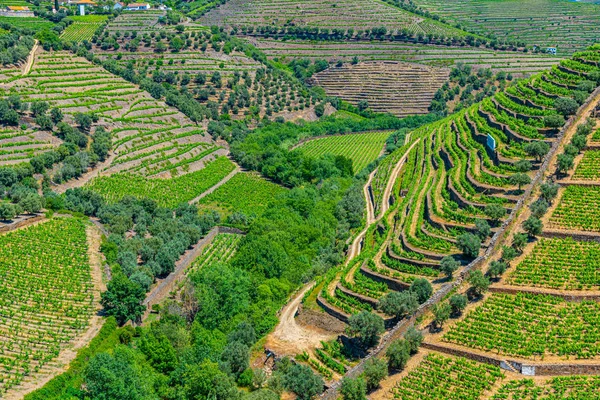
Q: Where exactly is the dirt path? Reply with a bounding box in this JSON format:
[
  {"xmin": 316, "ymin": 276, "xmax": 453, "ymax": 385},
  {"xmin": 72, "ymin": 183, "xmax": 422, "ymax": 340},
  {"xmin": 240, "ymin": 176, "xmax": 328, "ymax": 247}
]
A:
[
  {"xmin": 378, "ymin": 139, "xmax": 419, "ymax": 218},
  {"xmin": 265, "ymin": 283, "xmax": 337, "ymax": 357},
  {"xmin": 188, "ymin": 165, "xmax": 240, "ymax": 204},
  {"xmin": 22, "ymin": 40, "xmax": 38, "ymax": 76},
  {"xmin": 3, "ymin": 223, "xmax": 106, "ymax": 400},
  {"xmin": 346, "ymin": 169, "xmax": 377, "ymax": 263}
]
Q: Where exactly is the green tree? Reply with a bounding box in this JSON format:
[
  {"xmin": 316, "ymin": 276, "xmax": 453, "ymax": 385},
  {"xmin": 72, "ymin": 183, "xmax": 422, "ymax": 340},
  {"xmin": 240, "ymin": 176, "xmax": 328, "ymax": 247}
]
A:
[
  {"xmin": 440, "ymin": 255, "xmax": 459, "ymax": 278},
  {"xmin": 363, "ymin": 357, "xmax": 387, "ymax": 391},
  {"xmin": 139, "ymin": 331, "xmax": 178, "ymax": 374},
  {"xmin": 30, "ymin": 101, "xmax": 49, "ymax": 117},
  {"xmin": 75, "ymin": 112, "xmax": 93, "ymax": 131},
  {"xmin": 221, "ymin": 341, "xmax": 250, "ymax": 378},
  {"xmin": 36, "ymin": 114, "xmax": 53, "ymax": 131},
  {"xmin": 524, "ymin": 141, "xmax": 550, "ymax": 162},
  {"xmin": 457, "ymin": 233, "xmax": 481, "ymax": 258},
  {"xmin": 502, "ymin": 245, "xmax": 518, "ymax": 262},
  {"xmin": 555, "ymin": 97, "xmax": 579, "ymax": 115},
  {"xmin": 50, "ymin": 107, "xmax": 63, "ymax": 124},
  {"xmin": 410, "ymin": 278, "xmax": 433, "ymax": 303},
  {"xmin": 557, "ymin": 153, "xmax": 574, "ymax": 175},
  {"xmin": 378, "ymin": 290, "xmax": 418, "ymax": 318},
  {"xmin": 449, "ymin": 294, "xmax": 467, "ymax": 316},
  {"xmin": 540, "ymin": 181, "xmax": 559, "ymax": 203},
  {"xmin": 347, "ymin": 311, "xmax": 385, "ymax": 347},
  {"xmin": 484, "ymin": 204, "xmax": 506, "ymax": 224},
  {"xmin": 340, "ymin": 377, "xmax": 367, "ymax": 400},
  {"xmin": 488, "ymin": 260, "xmax": 507, "ymax": 279},
  {"xmin": 183, "ymin": 360, "xmax": 241, "ymax": 400},
  {"xmin": 510, "ymin": 172, "xmax": 531, "ymax": 191},
  {"xmin": 512, "ymin": 232, "xmax": 528, "ymax": 252},
  {"xmin": 544, "ymin": 114, "xmax": 565, "ymax": 128},
  {"xmin": 386, "ymin": 339, "xmax": 410, "ymax": 370},
  {"xmin": 19, "ymin": 193, "xmax": 43, "ymax": 214},
  {"xmin": 100, "ymin": 274, "xmax": 146, "ymax": 325},
  {"xmin": 282, "ymin": 364, "xmax": 324, "ymax": 400},
  {"xmin": 530, "ymin": 199, "xmax": 549, "ymax": 219},
  {"xmin": 523, "ymin": 216, "xmax": 543, "ymax": 237},
  {"xmin": 83, "ymin": 345, "xmax": 157, "ymax": 400},
  {"xmin": 475, "ymin": 219, "xmax": 491, "ymax": 240},
  {"xmin": 432, "ymin": 302, "xmax": 451, "ymax": 330},
  {"xmin": 404, "ymin": 326, "xmax": 423, "ymax": 354},
  {"xmin": 467, "ymin": 270, "xmax": 489, "ymax": 298},
  {"xmin": 0, "ymin": 202, "xmax": 15, "ymax": 221}
]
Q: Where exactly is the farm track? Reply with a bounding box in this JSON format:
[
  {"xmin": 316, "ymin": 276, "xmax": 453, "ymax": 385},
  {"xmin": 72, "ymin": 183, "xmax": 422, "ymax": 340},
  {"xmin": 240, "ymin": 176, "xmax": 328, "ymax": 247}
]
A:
[
  {"xmin": 265, "ymin": 283, "xmax": 338, "ymax": 357},
  {"xmin": 188, "ymin": 164, "xmax": 241, "ymax": 204},
  {"xmin": 22, "ymin": 40, "xmax": 38, "ymax": 76}
]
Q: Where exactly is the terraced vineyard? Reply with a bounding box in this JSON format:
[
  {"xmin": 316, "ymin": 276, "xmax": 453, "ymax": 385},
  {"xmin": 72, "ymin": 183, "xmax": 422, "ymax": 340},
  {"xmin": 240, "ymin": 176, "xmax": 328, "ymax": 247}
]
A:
[
  {"xmin": 185, "ymin": 233, "xmax": 242, "ymax": 277},
  {"xmin": 413, "ymin": 0, "xmax": 600, "ymax": 55},
  {"xmin": 443, "ymin": 292, "xmax": 600, "ymax": 359},
  {"xmin": 392, "ymin": 353, "xmax": 504, "ymax": 399},
  {"xmin": 296, "ymin": 131, "xmax": 390, "ymax": 173},
  {"xmin": 0, "ymin": 16, "xmax": 53, "ymax": 31},
  {"xmin": 492, "ymin": 376, "xmax": 600, "ymax": 399},
  {"xmin": 548, "ymin": 185, "xmax": 600, "ymax": 232},
  {"xmin": 85, "ymin": 156, "xmax": 235, "ymax": 208},
  {"xmin": 104, "ymin": 11, "xmax": 165, "ymax": 33},
  {"xmin": 0, "ymin": 218, "xmax": 95, "ymax": 393},
  {"xmin": 93, "ymin": 31, "xmax": 313, "ymax": 120},
  {"xmin": 572, "ymin": 149, "xmax": 600, "ymax": 180},
  {"xmin": 0, "ymin": 50, "xmax": 218, "ymax": 176},
  {"xmin": 507, "ymin": 237, "xmax": 600, "ymax": 290},
  {"xmin": 0, "ymin": 127, "xmax": 62, "ymax": 167},
  {"xmin": 61, "ymin": 15, "xmax": 108, "ymax": 42},
  {"xmin": 197, "ymin": 172, "xmax": 287, "ymax": 216},
  {"xmin": 311, "ymin": 61, "xmax": 449, "ymax": 116},
  {"xmin": 312, "ymin": 46, "xmax": 600, "ymax": 371},
  {"xmin": 252, "ymin": 38, "xmax": 562, "ymax": 74},
  {"xmin": 201, "ymin": 0, "xmax": 468, "ymax": 38}
]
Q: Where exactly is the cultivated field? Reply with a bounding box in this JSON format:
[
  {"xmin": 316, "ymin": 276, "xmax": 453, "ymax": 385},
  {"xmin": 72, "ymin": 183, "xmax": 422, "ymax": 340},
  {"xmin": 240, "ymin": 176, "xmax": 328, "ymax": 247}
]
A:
[
  {"xmin": 104, "ymin": 11, "xmax": 165, "ymax": 33},
  {"xmin": 185, "ymin": 233, "xmax": 242, "ymax": 277},
  {"xmin": 93, "ymin": 31, "xmax": 313, "ymax": 120},
  {"xmin": 296, "ymin": 131, "xmax": 390, "ymax": 172},
  {"xmin": 0, "ymin": 16, "xmax": 53, "ymax": 31},
  {"xmin": 311, "ymin": 61, "xmax": 449, "ymax": 116},
  {"xmin": 314, "ymin": 45, "xmax": 598, "ymax": 348},
  {"xmin": 197, "ymin": 172, "xmax": 287, "ymax": 216},
  {"xmin": 392, "ymin": 353, "xmax": 504, "ymax": 399},
  {"xmin": 85, "ymin": 156, "xmax": 235, "ymax": 208},
  {"xmin": 507, "ymin": 237, "xmax": 600, "ymax": 291},
  {"xmin": 201, "ymin": 0, "xmax": 467, "ymax": 38},
  {"xmin": 0, "ymin": 218, "xmax": 95, "ymax": 393},
  {"xmin": 413, "ymin": 0, "xmax": 600, "ymax": 54},
  {"xmin": 548, "ymin": 185, "xmax": 600, "ymax": 232},
  {"xmin": 251, "ymin": 38, "xmax": 562, "ymax": 74},
  {"xmin": 61, "ymin": 15, "xmax": 108, "ymax": 43},
  {"xmin": 443, "ymin": 292, "xmax": 600, "ymax": 359},
  {"xmin": 0, "ymin": 49, "xmax": 218, "ymax": 176}
]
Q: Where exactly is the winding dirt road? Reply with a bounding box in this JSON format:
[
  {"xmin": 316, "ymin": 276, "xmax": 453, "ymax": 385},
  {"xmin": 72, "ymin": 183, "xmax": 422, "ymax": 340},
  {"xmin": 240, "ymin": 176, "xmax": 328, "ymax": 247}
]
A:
[
  {"xmin": 265, "ymin": 283, "xmax": 337, "ymax": 356},
  {"xmin": 22, "ymin": 40, "xmax": 38, "ymax": 76}
]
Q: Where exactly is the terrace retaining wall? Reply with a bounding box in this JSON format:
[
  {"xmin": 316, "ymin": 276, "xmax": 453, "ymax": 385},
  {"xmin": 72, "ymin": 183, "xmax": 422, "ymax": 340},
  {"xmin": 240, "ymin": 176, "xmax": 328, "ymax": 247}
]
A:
[
  {"xmin": 0, "ymin": 214, "xmax": 44, "ymax": 234},
  {"xmin": 488, "ymin": 286, "xmax": 600, "ymax": 301}
]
